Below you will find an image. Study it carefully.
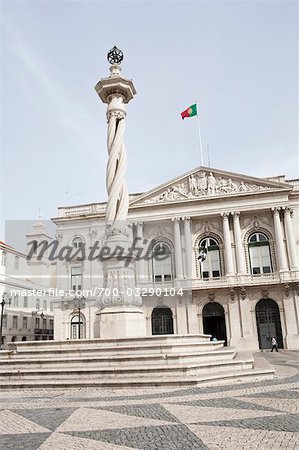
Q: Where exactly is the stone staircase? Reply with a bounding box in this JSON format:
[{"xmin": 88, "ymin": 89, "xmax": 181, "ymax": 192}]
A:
[{"xmin": 0, "ymin": 334, "xmax": 275, "ymax": 388}]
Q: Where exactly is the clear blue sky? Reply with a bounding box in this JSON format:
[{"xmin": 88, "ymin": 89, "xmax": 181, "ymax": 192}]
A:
[{"xmin": 1, "ymin": 0, "xmax": 298, "ymax": 242}]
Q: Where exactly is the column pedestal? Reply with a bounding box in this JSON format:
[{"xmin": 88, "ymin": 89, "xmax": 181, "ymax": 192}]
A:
[{"xmin": 94, "ymin": 225, "xmax": 146, "ymax": 339}]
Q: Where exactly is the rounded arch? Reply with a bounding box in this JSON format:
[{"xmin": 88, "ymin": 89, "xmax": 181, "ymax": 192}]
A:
[
  {"xmin": 71, "ymin": 235, "xmax": 85, "ymax": 249},
  {"xmin": 70, "ymin": 312, "xmax": 86, "ymax": 340},
  {"xmin": 255, "ymin": 298, "xmax": 283, "ymax": 349},
  {"xmin": 243, "ymin": 227, "xmax": 276, "ymax": 273},
  {"xmin": 11, "ymin": 336, "xmax": 17, "ymax": 342},
  {"xmin": 202, "ymin": 302, "xmax": 227, "ymax": 345},
  {"xmin": 21, "ymin": 336, "xmax": 27, "ymax": 341},
  {"xmin": 151, "ymin": 306, "xmax": 174, "ymax": 335},
  {"xmin": 195, "ymin": 233, "xmax": 223, "ymax": 280}
]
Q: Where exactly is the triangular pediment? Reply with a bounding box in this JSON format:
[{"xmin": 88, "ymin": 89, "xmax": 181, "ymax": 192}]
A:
[{"xmin": 130, "ymin": 166, "xmax": 292, "ymax": 206}]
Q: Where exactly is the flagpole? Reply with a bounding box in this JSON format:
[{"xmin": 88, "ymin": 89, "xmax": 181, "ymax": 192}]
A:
[{"xmin": 196, "ymin": 101, "xmax": 204, "ymax": 165}]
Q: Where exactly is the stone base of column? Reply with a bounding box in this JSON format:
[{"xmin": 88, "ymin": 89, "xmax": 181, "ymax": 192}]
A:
[
  {"xmin": 285, "ymin": 334, "xmax": 299, "ymax": 350},
  {"xmin": 229, "ymin": 337, "xmax": 259, "ymax": 351},
  {"xmin": 94, "ymin": 307, "xmax": 146, "ymax": 339}
]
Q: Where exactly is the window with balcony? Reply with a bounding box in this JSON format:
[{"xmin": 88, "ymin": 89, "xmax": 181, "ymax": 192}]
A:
[
  {"xmin": 198, "ymin": 237, "xmax": 221, "ymax": 279},
  {"xmin": 248, "ymin": 232, "xmax": 272, "ymax": 274},
  {"xmin": 152, "ymin": 242, "xmax": 172, "ymax": 283},
  {"xmin": 71, "ymin": 267, "xmax": 82, "ymax": 291}
]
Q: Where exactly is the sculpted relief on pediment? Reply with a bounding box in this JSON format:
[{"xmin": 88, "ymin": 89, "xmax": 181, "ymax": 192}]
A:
[{"xmin": 141, "ymin": 171, "xmax": 272, "ymax": 204}]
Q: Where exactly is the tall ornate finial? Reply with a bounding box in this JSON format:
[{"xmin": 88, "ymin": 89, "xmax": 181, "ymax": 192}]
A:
[{"xmin": 107, "ymin": 46, "xmax": 124, "ymax": 65}]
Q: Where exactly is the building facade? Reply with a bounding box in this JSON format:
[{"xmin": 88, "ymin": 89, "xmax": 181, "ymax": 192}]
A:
[
  {"xmin": 52, "ymin": 166, "xmax": 299, "ymax": 351},
  {"xmin": 0, "ymin": 221, "xmax": 55, "ymax": 346}
]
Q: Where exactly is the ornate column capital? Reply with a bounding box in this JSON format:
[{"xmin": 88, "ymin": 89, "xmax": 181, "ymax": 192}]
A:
[
  {"xmin": 182, "ymin": 216, "xmax": 191, "ymax": 222},
  {"xmin": 232, "ymin": 211, "xmax": 240, "ymax": 219},
  {"xmin": 134, "ymin": 221, "xmax": 144, "ymax": 229},
  {"xmin": 221, "ymin": 212, "xmax": 230, "ymax": 219},
  {"xmin": 271, "ymin": 207, "xmax": 281, "ymax": 215},
  {"xmin": 284, "ymin": 206, "xmax": 293, "ymax": 216},
  {"xmin": 172, "ymin": 217, "xmax": 181, "ymax": 223}
]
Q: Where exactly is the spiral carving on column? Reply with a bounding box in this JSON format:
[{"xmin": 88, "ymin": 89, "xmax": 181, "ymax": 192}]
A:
[{"xmin": 105, "ymin": 96, "xmax": 129, "ymax": 225}]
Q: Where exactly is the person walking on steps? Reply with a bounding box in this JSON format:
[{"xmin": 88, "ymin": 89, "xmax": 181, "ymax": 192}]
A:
[{"xmin": 271, "ymin": 336, "xmax": 278, "ymax": 352}]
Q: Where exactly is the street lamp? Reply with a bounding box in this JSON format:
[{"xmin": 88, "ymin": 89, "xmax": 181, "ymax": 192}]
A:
[
  {"xmin": 0, "ymin": 293, "xmax": 11, "ymax": 350},
  {"xmin": 73, "ymin": 296, "xmax": 86, "ymax": 339}
]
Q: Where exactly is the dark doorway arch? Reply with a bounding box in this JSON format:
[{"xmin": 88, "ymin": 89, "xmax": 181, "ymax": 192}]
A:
[
  {"xmin": 151, "ymin": 307, "xmax": 174, "ymax": 335},
  {"xmin": 203, "ymin": 302, "xmax": 227, "ymax": 345},
  {"xmin": 255, "ymin": 299, "xmax": 283, "ymax": 349}
]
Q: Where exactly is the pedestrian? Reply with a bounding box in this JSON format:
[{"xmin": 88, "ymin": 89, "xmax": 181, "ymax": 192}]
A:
[{"xmin": 270, "ymin": 336, "xmax": 278, "ymax": 352}]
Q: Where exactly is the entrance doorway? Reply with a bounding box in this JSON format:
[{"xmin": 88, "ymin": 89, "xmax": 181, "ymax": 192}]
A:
[
  {"xmin": 151, "ymin": 307, "xmax": 174, "ymax": 335},
  {"xmin": 203, "ymin": 302, "xmax": 227, "ymax": 345},
  {"xmin": 255, "ymin": 299, "xmax": 283, "ymax": 349},
  {"xmin": 71, "ymin": 314, "xmax": 84, "ymax": 339}
]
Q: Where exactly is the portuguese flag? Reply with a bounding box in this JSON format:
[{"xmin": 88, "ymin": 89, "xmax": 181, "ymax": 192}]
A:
[{"xmin": 181, "ymin": 104, "xmax": 197, "ymax": 120}]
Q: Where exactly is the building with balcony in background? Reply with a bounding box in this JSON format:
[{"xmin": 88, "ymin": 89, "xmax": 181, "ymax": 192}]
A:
[{"xmin": 51, "ymin": 166, "xmax": 299, "ymax": 351}]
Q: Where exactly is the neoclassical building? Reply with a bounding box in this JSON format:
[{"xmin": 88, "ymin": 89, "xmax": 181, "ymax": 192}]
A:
[{"xmin": 51, "ymin": 166, "xmax": 299, "ymax": 351}]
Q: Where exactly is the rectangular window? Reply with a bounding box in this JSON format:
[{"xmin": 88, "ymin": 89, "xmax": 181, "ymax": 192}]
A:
[
  {"xmin": 35, "ymin": 317, "xmax": 40, "ymax": 328},
  {"xmin": 23, "ymin": 296, "xmax": 28, "ymax": 308},
  {"xmin": 36, "ymin": 299, "xmax": 40, "ymax": 310},
  {"xmin": 22, "ymin": 317, "xmax": 28, "ymax": 329},
  {"xmin": 71, "ymin": 267, "xmax": 82, "ymax": 291},
  {"xmin": 14, "ymin": 256, "xmax": 19, "ymax": 271},
  {"xmin": 1, "ymin": 251, "xmax": 6, "ymax": 266},
  {"xmin": 2, "ymin": 315, "xmax": 7, "ymax": 328},
  {"xmin": 50, "ymin": 302, "xmax": 54, "ymax": 312},
  {"xmin": 49, "ymin": 319, "xmax": 54, "ymax": 330},
  {"xmin": 43, "ymin": 300, "xmax": 47, "ymax": 311},
  {"xmin": 13, "ymin": 295, "xmax": 19, "ymax": 308},
  {"xmin": 12, "ymin": 316, "xmax": 18, "ymax": 329},
  {"xmin": 42, "ymin": 318, "xmax": 47, "ymax": 330}
]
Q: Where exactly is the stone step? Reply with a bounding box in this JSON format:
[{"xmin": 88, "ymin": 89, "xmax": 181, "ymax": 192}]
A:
[
  {"xmin": 3, "ymin": 340, "xmax": 225, "ymax": 359},
  {"xmin": 6, "ymin": 334, "xmax": 212, "ymax": 352},
  {"xmin": 0, "ymin": 357, "xmax": 254, "ymax": 380},
  {"xmin": 0, "ymin": 367, "xmax": 275, "ymax": 389},
  {"xmin": 0, "ymin": 348, "xmax": 237, "ymax": 368}
]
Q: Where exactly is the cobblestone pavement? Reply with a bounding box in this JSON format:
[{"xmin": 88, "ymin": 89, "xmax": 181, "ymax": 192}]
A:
[{"xmin": 0, "ymin": 351, "xmax": 298, "ymax": 449}]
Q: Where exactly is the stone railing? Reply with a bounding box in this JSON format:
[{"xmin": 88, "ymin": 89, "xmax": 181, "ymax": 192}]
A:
[
  {"xmin": 137, "ymin": 270, "xmax": 299, "ymax": 291},
  {"xmin": 58, "ymin": 203, "xmax": 106, "ymax": 217},
  {"xmin": 286, "ymin": 179, "xmax": 299, "ymax": 188}
]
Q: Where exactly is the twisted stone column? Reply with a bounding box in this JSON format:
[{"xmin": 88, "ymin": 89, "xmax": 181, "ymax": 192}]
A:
[
  {"xmin": 106, "ymin": 96, "xmax": 129, "ymax": 225},
  {"xmin": 94, "ymin": 53, "xmax": 145, "ymax": 338}
]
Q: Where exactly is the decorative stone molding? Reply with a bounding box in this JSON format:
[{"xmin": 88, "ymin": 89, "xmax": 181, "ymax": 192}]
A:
[
  {"xmin": 208, "ymin": 292, "xmax": 215, "ymax": 302},
  {"xmin": 262, "ymin": 289, "xmax": 268, "ymax": 298},
  {"xmin": 240, "ymin": 287, "xmax": 246, "ymax": 300},
  {"xmin": 229, "ymin": 288, "xmax": 235, "ymax": 301},
  {"xmin": 284, "ymin": 283, "xmax": 290, "ymax": 297},
  {"xmin": 141, "ymin": 171, "xmax": 273, "ymax": 204}
]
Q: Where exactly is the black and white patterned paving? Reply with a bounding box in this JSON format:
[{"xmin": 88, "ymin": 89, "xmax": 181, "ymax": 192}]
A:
[{"xmin": 0, "ymin": 351, "xmax": 298, "ymax": 449}]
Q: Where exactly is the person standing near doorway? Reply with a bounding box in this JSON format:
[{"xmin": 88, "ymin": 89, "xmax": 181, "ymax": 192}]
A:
[{"xmin": 271, "ymin": 336, "xmax": 278, "ymax": 352}]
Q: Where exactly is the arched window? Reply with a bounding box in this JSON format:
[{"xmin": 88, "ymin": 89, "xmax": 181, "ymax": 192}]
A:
[
  {"xmin": 151, "ymin": 307, "xmax": 174, "ymax": 335},
  {"xmin": 152, "ymin": 242, "xmax": 172, "ymax": 283},
  {"xmin": 72, "ymin": 237, "xmax": 84, "ymax": 249},
  {"xmin": 71, "ymin": 314, "xmax": 84, "ymax": 339},
  {"xmin": 198, "ymin": 237, "xmax": 221, "ymax": 279},
  {"xmin": 248, "ymin": 232, "xmax": 272, "ymax": 274}
]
